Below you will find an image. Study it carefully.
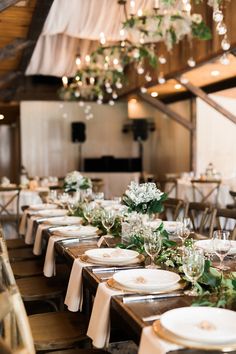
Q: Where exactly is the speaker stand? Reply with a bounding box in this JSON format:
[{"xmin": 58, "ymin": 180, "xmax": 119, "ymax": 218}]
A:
[
  {"xmin": 78, "ymin": 143, "xmax": 84, "ymax": 172},
  {"xmin": 137, "ymin": 137, "xmax": 144, "ymax": 182}
]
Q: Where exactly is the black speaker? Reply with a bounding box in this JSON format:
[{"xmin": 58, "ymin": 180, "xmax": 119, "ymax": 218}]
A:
[
  {"xmin": 132, "ymin": 119, "xmax": 148, "ymax": 141},
  {"xmin": 71, "ymin": 122, "xmax": 86, "ymax": 143}
]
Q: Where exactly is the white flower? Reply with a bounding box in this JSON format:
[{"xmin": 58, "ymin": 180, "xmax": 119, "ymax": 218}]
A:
[
  {"xmin": 192, "ymin": 14, "xmax": 202, "ymax": 24},
  {"xmin": 65, "ymin": 171, "xmax": 83, "ymax": 185},
  {"xmin": 125, "ymin": 181, "xmax": 164, "ymax": 206}
]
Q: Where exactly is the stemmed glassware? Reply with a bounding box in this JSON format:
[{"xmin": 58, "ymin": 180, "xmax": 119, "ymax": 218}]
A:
[
  {"xmin": 67, "ymin": 196, "xmax": 79, "ymax": 215},
  {"xmin": 101, "ymin": 208, "xmax": 116, "ymax": 235},
  {"xmin": 176, "ymin": 217, "xmax": 191, "ymax": 247},
  {"xmin": 83, "ymin": 202, "xmax": 96, "ymax": 224},
  {"xmin": 182, "ymin": 247, "xmax": 205, "ymax": 296},
  {"xmin": 144, "ymin": 229, "xmax": 162, "ymax": 269},
  {"xmin": 212, "ymin": 230, "xmax": 231, "ymax": 271}
]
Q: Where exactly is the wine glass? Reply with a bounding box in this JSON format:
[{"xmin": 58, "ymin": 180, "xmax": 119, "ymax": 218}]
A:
[
  {"xmin": 83, "ymin": 202, "xmax": 96, "ymax": 224},
  {"xmin": 212, "ymin": 230, "xmax": 231, "ymax": 271},
  {"xmin": 182, "ymin": 247, "xmax": 205, "ymax": 296},
  {"xmin": 101, "ymin": 208, "xmax": 116, "ymax": 235},
  {"xmin": 144, "ymin": 229, "xmax": 162, "ymax": 269},
  {"xmin": 67, "ymin": 197, "xmax": 79, "ymax": 215},
  {"xmin": 176, "ymin": 217, "xmax": 191, "ymax": 246}
]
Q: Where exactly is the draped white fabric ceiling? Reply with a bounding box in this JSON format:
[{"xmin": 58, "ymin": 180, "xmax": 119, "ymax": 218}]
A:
[{"xmin": 26, "ymin": 0, "xmax": 153, "ymax": 77}]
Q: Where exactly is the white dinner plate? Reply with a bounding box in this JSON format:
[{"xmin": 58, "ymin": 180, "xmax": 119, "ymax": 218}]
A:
[
  {"xmin": 53, "ymin": 225, "xmax": 98, "ymax": 238},
  {"xmin": 195, "ymin": 239, "xmax": 236, "ymax": 255},
  {"xmin": 113, "ymin": 269, "xmax": 180, "ymax": 291},
  {"xmin": 160, "ymin": 307, "xmax": 236, "ymax": 344},
  {"xmin": 29, "ymin": 203, "xmax": 58, "ymax": 210},
  {"xmin": 36, "ymin": 209, "xmax": 68, "ymax": 217},
  {"xmin": 85, "ymin": 248, "xmax": 139, "ymax": 264},
  {"xmin": 44, "ymin": 216, "xmax": 82, "ymax": 225}
]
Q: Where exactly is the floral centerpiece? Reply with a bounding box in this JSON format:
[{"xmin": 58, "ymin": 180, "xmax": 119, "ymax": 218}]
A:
[
  {"xmin": 64, "ymin": 171, "xmax": 92, "ymax": 192},
  {"xmin": 122, "ymin": 181, "xmax": 167, "ymax": 215}
]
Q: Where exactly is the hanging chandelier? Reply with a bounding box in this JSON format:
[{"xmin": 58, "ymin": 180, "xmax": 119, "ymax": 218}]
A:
[{"xmin": 59, "ymin": 0, "xmax": 231, "ymax": 109}]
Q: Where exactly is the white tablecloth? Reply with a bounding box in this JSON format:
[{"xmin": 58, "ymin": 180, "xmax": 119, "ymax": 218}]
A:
[
  {"xmin": 166, "ymin": 178, "xmax": 236, "ymax": 207},
  {"xmin": 0, "ymin": 189, "xmax": 43, "ymax": 214}
]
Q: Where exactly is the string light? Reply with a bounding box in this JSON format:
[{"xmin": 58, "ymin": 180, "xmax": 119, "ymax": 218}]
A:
[{"xmin": 62, "ymin": 76, "xmax": 68, "ymax": 87}]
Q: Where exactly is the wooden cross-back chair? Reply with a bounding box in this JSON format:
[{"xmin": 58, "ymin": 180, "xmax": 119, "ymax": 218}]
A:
[
  {"xmin": 161, "ymin": 198, "xmax": 186, "ymax": 221},
  {"xmin": 0, "ymin": 187, "xmax": 21, "ymax": 226},
  {"xmin": 191, "ymin": 179, "xmax": 221, "ymax": 207},
  {"xmin": 185, "ymin": 202, "xmax": 217, "ymax": 239},
  {"xmin": 215, "ymin": 208, "xmax": 236, "ymax": 240},
  {"xmin": 226, "ymin": 190, "xmax": 236, "ymax": 210}
]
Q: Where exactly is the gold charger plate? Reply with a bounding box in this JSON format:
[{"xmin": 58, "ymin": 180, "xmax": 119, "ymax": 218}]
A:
[
  {"xmin": 107, "ymin": 278, "xmax": 186, "ymax": 295},
  {"xmin": 80, "ymin": 254, "xmax": 145, "ymax": 266},
  {"xmin": 153, "ymin": 320, "xmax": 236, "ymax": 351}
]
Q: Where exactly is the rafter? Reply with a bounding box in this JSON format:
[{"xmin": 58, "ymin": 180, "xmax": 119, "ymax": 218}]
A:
[
  {"xmin": 139, "ymin": 93, "xmax": 193, "ymax": 131},
  {"xmin": 176, "ymin": 79, "xmax": 236, "ymax": 125},
  {"xmin": 0, "ymin": 71, "xmax": 22, "ymax": 90},
  {"xmin": 0, "ymin": 39, "xmax": 34, "ymax": 61},
  {"xmin": 0, "ymin": 0, "xmax": 21, "ymax": 12}
]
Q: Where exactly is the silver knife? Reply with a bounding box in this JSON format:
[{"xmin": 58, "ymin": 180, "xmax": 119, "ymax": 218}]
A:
[{"xmin": 122, "ymin": 292, "xmax": 184, "ymax": 303}]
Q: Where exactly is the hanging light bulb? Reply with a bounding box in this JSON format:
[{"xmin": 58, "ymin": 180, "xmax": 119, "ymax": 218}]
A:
[
  {"xmin": 89, "ymin": 77, "xmax": 95, "ymax": 85},
  {"xmin": 216, "ymin": 22, "xmax": 227, "ymax": 35},
  {"xmin": 137, "ymin": 8, "xmax": 143, "ymax": 17},
  {"xmin": 99, "ymin": 32, "xmax": 106, "ymax": 45},
  {"xmin": 213, "ymin": 9, "xmax": 224, "ymax": 22},
  {"xmin": 116, "ymin": 80, "xmax": 123, "ymax": 89},
  {"xmin": 137, "ymin": 63, "xmax": 145, "ymax": 75},
  {"xmin": 121, "ymin": 40, "xmax": 126, "ymax": 47},
  {"xmin": 180, "ymin": 76, "xmax": 189, "ymax": 84},
  {"xmin": 98, "ymin": 94, "xmax": 104, "ymax": 100},
  {"xmin": 133, "ymin": 49, "xmax": 140, "ymax": 59},
  {"xmin": 85, "ymin": 54, "xmax": 91, "ymax": 64},
  {"xmin": 221, "ymin": 35, "xmax": 230, "ymax": 51},
  {"xmin": 139, "ymin": 32, "xmax": 145, "ymax": 44},
  {"xmin": 187, "ymin": 57, "xmax": 196, "ymax": 67},
  {"xmin": 112, "ymin": 91, "xmax": 118, "ymax": 99},
  {"xmin": 75, "ymin": 75, "xmax": 80, "ymax": 81},
  {"xmin": 105, "ymin": 81, "xmax": 111, "ymax": 88},
  {"xmin": 75, "ymin": 55, "xmax": 81, "ymax": 67},
  {"xmin": 159, "ymin": 55, "xmax": 167, "ymax": 64},
  {"xmin": 158, "ymin": 74, "xmax": 166, "ymax": 84},
  {"xmin": 106, "ymin": 87, "xmax": 113, "ymax": 94},
  {"xmin": 145, "ymin": 72, "xmax": 152, "ymax": 82},
  {"xmin": 120, "ymin": 28, "xmax": 125, "ymax": 38},
  {"xmin": 62, "ymin": 76, "xmax": 68, "ymax": 87},
  {"xmin": 113, "ymin": 58, "xmax": 119, "ymax": 66},
  {"xmin": 74, "ymin": 90, "xmax": 80, "ymax": 98},
  {"xmin": 219, "ymin": 53, "xmax": 230, "ymax": 65},
  {"xmin": 140, "ymin": 87, "xmax": 147, "ymax": 93},
  {"xmin": 109, "ymin": 100, "xmax": 115, "ymax": 106}
]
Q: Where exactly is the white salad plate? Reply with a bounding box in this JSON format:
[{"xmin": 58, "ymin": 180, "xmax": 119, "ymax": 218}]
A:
[{"xmin": 85, "ymin": 248, "xmax": 139, "ymax": 264}]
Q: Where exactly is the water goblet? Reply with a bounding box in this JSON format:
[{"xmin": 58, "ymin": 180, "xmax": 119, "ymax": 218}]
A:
[
  {"xmin": 182, "ymin": 247, "xmax": 205, "ymax": 296},
  {"xmin": 101, "ymin": 208, "xmax": 116, "ymax": 235},
  {"xmin": 83, "ymin": 202, "xmax": 96, "ymax": 224},
  {"xmin": 177, "ymin": 224, "xmax": 190, "ymax": 247},
  {"xmin": 144, "ymin": 229, "xmax": 162, "ymax": 269},
  {"xmin": 67, "ymin": 196, "xmax": 79, "ymax": 215},
  {"xmin": 212, "ymin": 230, "xmax": 231, "ymax": 271}
]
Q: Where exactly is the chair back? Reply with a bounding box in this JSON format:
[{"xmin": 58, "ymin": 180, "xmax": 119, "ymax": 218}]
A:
[
  {"xmin": 215, "ymin": 208, "xmax": 236, "ymax": 240},
  {"xmin": 191, "ymin": 179, "xmax": 221, "ymax": 207},
  {"xmin": 0, "ymin": 228, "xmax": 35, "ymax": 354},
  {"xmin": 0, "ymin": 187, "xmax": 21, "ymax": 225},
  {"xmin": 185, "ymin": 202, "xmax": 216, "ymax": 238},
  {"xmin": 162, "ymin": 198, "xmax": 186, "ymax": 221}
]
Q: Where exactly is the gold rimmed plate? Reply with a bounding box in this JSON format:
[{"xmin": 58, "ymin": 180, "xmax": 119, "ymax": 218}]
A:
[
  {"xmin": 80, "ymin": 254, "xmax": 145, "ymax": 266},
  {"xmin": 153, "ymin": 321, "xmax": 236, "ymax": 352},
  {"xmin": 107, "ymin": 278, "xmax": 185, "ymax": 295}
]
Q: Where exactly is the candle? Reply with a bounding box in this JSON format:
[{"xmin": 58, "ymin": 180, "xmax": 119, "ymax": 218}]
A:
[{"xmin": 154, "ymin": 0, "xmax": 160, "ymax": 9}]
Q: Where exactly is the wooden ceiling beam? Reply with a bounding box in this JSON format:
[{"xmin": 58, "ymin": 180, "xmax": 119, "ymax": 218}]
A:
[
  {"xmin": 19, "ymin": 0, "xmax": 54, "ymax": 73},
  {"xmin": 0, "ymin": 38, "xmax": 34, "ymax": 61},
  {"xmin": 175, "ymin": 78, "xmax": 236, "ymax": 125},
  {"xmin": 0, "ymin": 0, "xmax": 21, "ymax": 12},
  {"xmin": 0, "ymin": 71, "xmax": 22, "ymax": 89},
  {"xmin": 139, "ymin": 93, "xmax": 193, "ymax": 131}
]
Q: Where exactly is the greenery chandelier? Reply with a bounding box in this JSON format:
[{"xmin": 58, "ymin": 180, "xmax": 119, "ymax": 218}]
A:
[{"xmin": 59, "ymin": 0, "xmax": 230, "ymax": 115}]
